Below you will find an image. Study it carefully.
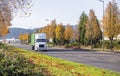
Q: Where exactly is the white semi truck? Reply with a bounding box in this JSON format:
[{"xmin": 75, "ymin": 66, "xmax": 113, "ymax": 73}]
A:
[{"xmin": 31, "ymin": 33, "xmax": 47, "ymax": 51}]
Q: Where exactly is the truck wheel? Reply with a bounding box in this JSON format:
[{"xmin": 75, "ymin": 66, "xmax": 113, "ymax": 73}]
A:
[
  {"xmin": 32, "ymin": 46, "xmax": 34, "ymax": 50},
  {"xmin": 35, "ymin": 50, "xmax": 38, "ymax": 52},
  {"xmin": 43, "ymin": 50, "xmax": 47, "ymax": 52}
]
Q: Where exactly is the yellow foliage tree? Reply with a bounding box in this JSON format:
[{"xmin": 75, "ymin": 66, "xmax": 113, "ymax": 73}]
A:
[
  {"xmin": 103, "ymin": 0, "xmax": 120, "ymax": 51},
  {"xmin": 38, "ymin": 19, "xmax": 57, "ymax": 43},
  {"xmin": 2, "ymin": 26, "xmax": 9, "ymax": 37},
  {"xmin": 89, "ymin": 9, "xmax": 102, "ymax": 41},
  {"xmin": 19, "ymin": 33, "xmax": 23, "ymax": 41},
  {"xmin": 85, "ymin": 9, "xmax": 102, "ymax": 49},
  {"xmin": 19, "ymin": 33, "xmax": 29, "ymax": 42},
  {"xmin": 38, "ymin": 25, "xmax": 50, "ymax": 39},
  {"xmin": 85, "ymin": 16, "xmax": 91, "ymax": 40},
  {"xmin": 55, "ymin": 23, "xmax": 65, "ymax": 44},
  {"xmin": 49, "ymin": 19, "xmax": 57, "ymax": 43},
  {"xmin": 64, "ymin": 24, "xmax": 74, "ymax": 42},
  {"xmin": 0, "ymin": 0, "xmax": 32, "ymax": 37},
  {"xmin": 24, "ymin": 33, "xmax": 29, "ymax": 41}
]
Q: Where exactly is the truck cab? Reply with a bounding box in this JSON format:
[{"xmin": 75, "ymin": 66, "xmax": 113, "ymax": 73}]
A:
[{"xmin": 31, "ymin": 33, "xmax": 47, "ymax": 51}]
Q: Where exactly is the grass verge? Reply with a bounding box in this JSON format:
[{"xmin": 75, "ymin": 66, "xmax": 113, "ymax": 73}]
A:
[{"xmin": 0, "ymin": 46, "xmax": 120, "ymax": 76}]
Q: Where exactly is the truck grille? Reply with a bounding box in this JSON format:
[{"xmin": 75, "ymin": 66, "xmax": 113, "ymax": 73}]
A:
[{"xmin": 39, "ymin": 45, "xmax": 44, "ymax": 47}]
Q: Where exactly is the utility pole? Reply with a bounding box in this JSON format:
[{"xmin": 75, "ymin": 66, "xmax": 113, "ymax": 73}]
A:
[{"xmin": 98, "ymin": 0, "xmax": 104, "ymax": 51}]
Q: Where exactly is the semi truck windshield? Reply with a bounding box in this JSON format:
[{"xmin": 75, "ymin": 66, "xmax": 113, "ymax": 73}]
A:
[{"xmin": 36, "ymin": 39, "xmax": 46, "ymax": 42}]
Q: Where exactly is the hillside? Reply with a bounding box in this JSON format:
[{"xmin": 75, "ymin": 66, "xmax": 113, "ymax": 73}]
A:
[
  {"xmin": 0, "ymin": 28, "xmax": 35, "ymax": 39},
  {"xmin": 0, "ymin": 25, "xmax": 77, "ymax": 39}
]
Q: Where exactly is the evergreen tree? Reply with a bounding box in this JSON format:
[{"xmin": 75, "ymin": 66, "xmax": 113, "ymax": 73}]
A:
[{"xmin": 78, "ymin": 11, "xmax": 88, "ymax": 46}]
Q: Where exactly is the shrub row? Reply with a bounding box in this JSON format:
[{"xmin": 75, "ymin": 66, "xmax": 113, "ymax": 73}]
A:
[{"xmin": 94, "ymin": 40, "xmax": 120, "ymax": 49}]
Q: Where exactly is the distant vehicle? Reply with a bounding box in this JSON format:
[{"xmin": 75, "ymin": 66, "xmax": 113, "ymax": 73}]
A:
[{"xmin": 30, "ymin": 33, "xmax": 47, "ymax": 51}]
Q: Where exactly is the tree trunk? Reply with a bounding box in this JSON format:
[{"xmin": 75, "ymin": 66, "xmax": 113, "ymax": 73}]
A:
[
  {"xmin": 78, "ymin": 37, "xmax": 81, "ymax": 49},
  {"xmin": 91, "ymin": 39, "xmax": 93, "ymax": 50},
  {"xmin": 110, "ymin": 39, "xmax": 113, "ymax": 51}
]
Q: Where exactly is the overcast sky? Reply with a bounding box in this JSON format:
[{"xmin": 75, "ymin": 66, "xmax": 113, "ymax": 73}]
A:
[{"xmin": 10, "ymin": 0, "xmax": 120, "ymax": 29}]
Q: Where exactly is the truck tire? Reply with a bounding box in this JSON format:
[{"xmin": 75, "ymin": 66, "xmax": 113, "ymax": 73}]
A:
[
  {"xmin": 43, "ymin": 50, "xmax": 47, "ymax": 52},
  {"xmin": 35, "ymin": 50, "xmax": 38, "ymax": 52},
  {"xmin": 32, "ymin": 46, "xmax": 35, "ymax": 50}
]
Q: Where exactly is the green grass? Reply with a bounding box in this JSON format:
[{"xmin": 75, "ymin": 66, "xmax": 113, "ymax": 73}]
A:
[{"xmin": 0, "ymin": 46, "xmax": 120, "ymax": 76}]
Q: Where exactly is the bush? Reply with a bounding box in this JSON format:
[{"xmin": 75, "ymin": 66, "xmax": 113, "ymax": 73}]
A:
[
  {"xmin": 64, "ymin": 44, "xmax": 72, "ymax": 48},
  {"xmin": 72, "ymin": 42, "xmax": 79, "ymax": 46},
  {"xmin": 104, "ymin": 41, "xmax": 111, "ymax": 49},
  {"xmin": 114, "ymin": 45, "xmax": 120, "ymax": 50},
  {"xmin": 0, "ymin": 42, "xmax": 5, "ymax": 49},
  {"xmin": 94, "ymin": 40, "xmax": 120, "ymax": 50},
  {"xmin": 118, "ymin": 41, "xmax": 120, "ymax": 44},
  {"xmin": 93, "ymin": 44, "xmax": 102, "ymax": 48},
  {"xmin": 0, "ymin": 51, "xmax": 44, "ymax": 76},
  {"xmin": 48, "ymin": 42, "xmax": 55, "ymax": 47},
  {"xmin": 100, "ymin": 40, "xmax": 120, "ymax": 49}
]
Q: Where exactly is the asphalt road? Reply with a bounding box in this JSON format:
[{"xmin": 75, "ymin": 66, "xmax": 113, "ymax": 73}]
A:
[{"xmin": 10, "ymin": 43, "xmax": 120, "ymax": 73}]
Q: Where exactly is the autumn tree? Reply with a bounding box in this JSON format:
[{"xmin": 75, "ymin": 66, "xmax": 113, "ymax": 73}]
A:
[
  {"xmin": 19, "ymin": 33, "xmax": 22, "ymax": 41},
  {"xmin": 0, "ymin": 26, "xmax": 9, "ymax": 37},
  {"xmin": 77, "ymin": 12, "xmax": 88, "ymax": 46},
  {"xmin": 64, "ymin": 24, "xmax": 74, "ymax": 43},
  {"xmin": 103, "ymin": 0, "xmax": 120, "ymax": 51},
  {"xmin": 73, "ymin": 28, "xmax": 79, "ymax": 42},
  {"xmin": 38, "ymin": 25, "xmax": 50, "ymax": 39},
  {"xmin": 0, "ymin": 11, "xmax": 10, "ymax": 36},
  {"xmin": 38, "ymin": 19, "xmax": 57, "ymax": 43},
  {"xmin": 49, "ymin": 19, "xmax": 57, "ymax": 43},
  {"xmin": 0, "ymin": 13, "xmax": 9, "ymax": 36},
  {"xmin": 0, "ymin": 0, "xmax": 32, "ymax": 37},
  {"xmin": 46, "ymin": 24, "xmax": 51, "ymax": 39},
  {"xmin": 0, "ymin": 3, "xmax": 12, "ymax": 36},
  {"xmin": 24, "ymin": 33, "xmax": 29, "ymax": 41},
  {"xmin": 55, "ymin": 23, "xmax": 65, "ymax": 44},
  {"xmin": 19, "ymin": 33, "xmax": 29, "ymax": 43},
  {"xmin": 85, "ymin": 9, "xmax": 102, "ymax": 49},
  {"xmin": 85, "ymin": 15, "xmax": 91, "ymax": 45}
]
